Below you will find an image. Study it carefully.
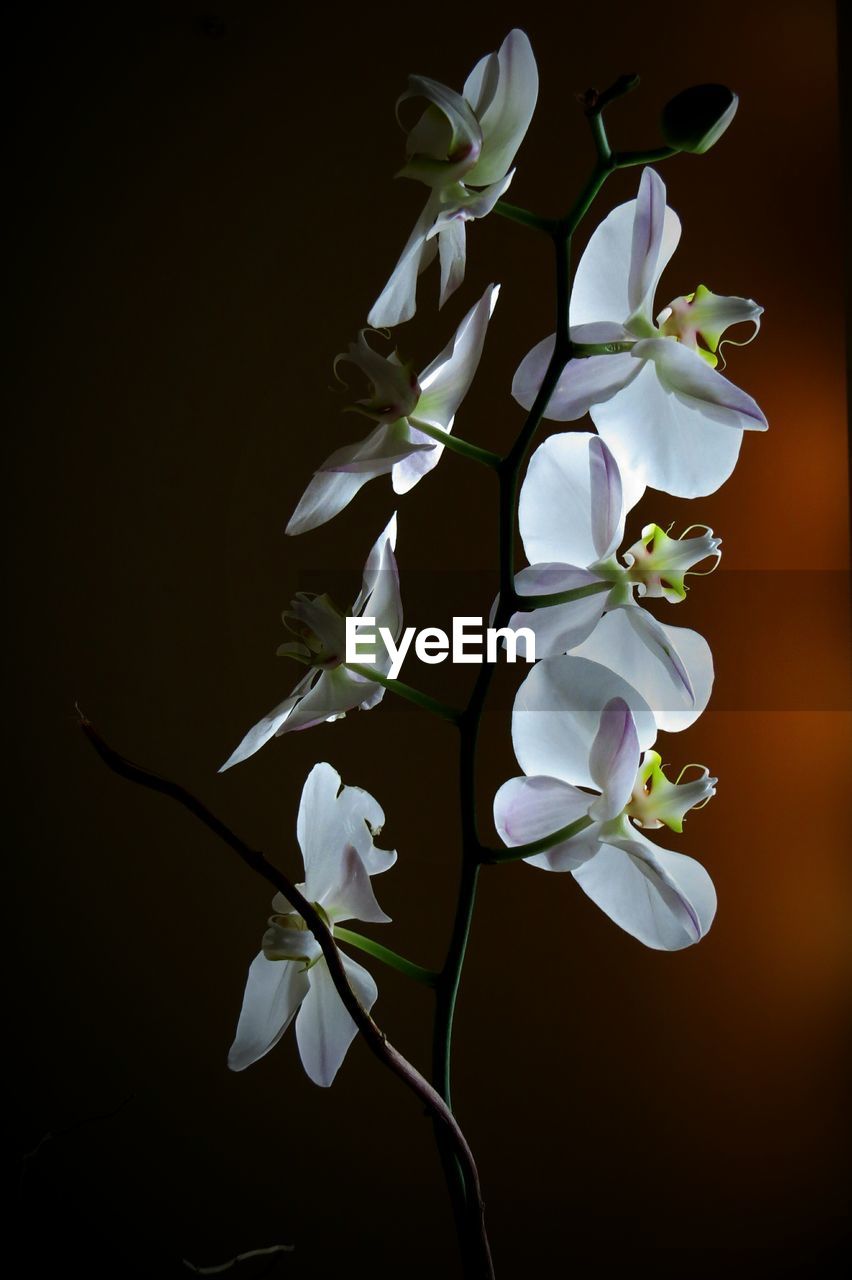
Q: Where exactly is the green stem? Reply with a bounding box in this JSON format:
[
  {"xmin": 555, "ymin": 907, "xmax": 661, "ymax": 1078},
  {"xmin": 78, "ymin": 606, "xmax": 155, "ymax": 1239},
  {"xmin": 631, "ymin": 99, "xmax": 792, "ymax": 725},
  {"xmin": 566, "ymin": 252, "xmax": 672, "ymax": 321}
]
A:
[
  {"xmin": 483, "ymin": 815, "xmax": 595, "ymax": 864},
  {"xmin": 493, "ymin": 200, "xmax": 557, "ymax": 235},
  {"xmin": 514, "ymin": 579, "xmax": 611, "ymax": 611},
  {"xmin": 412, "ymin": 421, "xmax": 502, "ymax": 470},
  {"xmin": 345, "ymin": 665, "xmax": 462, "ymax": 725},
  {"xmin": 334, "ymin": 927, "xmax": 439, "ymax": 988},
  {"xmin": 614, "ymin": 144, "xmax": 678, "ymax": 168}
]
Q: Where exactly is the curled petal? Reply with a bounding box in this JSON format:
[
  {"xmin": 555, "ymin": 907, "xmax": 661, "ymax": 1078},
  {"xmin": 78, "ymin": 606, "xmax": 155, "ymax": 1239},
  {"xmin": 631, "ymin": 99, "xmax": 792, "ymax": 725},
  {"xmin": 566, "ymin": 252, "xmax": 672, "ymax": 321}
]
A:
[
  {"xmin": 228, "ymin": 952, "xmax": 310, "ymax": 1072},
  {"xmin": 295, "ymin": 953, "xmax": 378, "ymax": 1088},
  {"xmin": 626, "ymin": 168, "xmax": 680, "ymax": 327},
  {"xmin": 589, "ymin": 435, "xmax": 625, "ymax": 560},
  {"xmin": 463, "ymin": 29, "xmax": 539, "ymax": 187},
  {"xmin": 573, "ymin": 827, "xmax": 717, "ymax": 950},
  {"xmin": 397, "ymin": 75, "xmax": 482, "ymax": 186},
  {"xmin": 493, "ymin": 774, "xmax": 600, "ymax": 871}
]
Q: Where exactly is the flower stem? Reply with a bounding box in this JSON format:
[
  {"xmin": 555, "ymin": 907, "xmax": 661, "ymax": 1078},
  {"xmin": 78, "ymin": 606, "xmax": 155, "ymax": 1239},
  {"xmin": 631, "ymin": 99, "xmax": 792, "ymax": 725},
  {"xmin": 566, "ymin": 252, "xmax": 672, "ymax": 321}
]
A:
[
  {"xmin": 614, "ymin": 144, "xmax": 678, "ymax": 168},
  {"xmin": 482, "ymin": 815, "xmax": 595, "ymax": 864},
  {"xmin": 334, "ymin": 927, "xmax": 439, "ymax": 988},
  {"xmin": 513, "ymin": 579, "xmax": 611, "ymax": 611},
  {"xmin": 493, "ymin": 200, "xmax": 557, "ymax": 235},
  {"xmin": 412, "ymin": 421, "xmax": 502, "ymax": 470},
  {"xmin": 344, "ymin": 665, "xmax": 463, "ymax": 725}
]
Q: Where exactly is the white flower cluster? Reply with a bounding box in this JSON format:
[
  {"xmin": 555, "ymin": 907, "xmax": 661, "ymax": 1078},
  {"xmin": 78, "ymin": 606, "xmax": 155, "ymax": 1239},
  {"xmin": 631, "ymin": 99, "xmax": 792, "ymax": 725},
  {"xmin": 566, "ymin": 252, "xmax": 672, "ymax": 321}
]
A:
[{"xmin": 222, "ymin": 31, "xmax": 766, "ymax": 1086}]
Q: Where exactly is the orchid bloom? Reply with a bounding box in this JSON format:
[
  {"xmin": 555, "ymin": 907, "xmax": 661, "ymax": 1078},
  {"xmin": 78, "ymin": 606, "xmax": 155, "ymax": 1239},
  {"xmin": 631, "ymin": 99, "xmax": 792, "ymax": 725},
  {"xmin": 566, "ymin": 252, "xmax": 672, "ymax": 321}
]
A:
[
  {"xmin": 368, "ymin": 29, "xmax": 538, "ymax": 328},
  {"xmin": 229, "ymin": 763, "xmax": 395, "ymax": 1086},
  {"xmin": 494, "ymin": 670, "xmax": 717, "ymax": 950},
  {"xmin": 511, "ymin": 432, "xmax": 718, "ymax": 731},
  {"xmin": 287, "ymin": 285, "xmax": 499, "ymax": 536},
  {"xmin": 220, "ymin": 516, "xmax": 401, "ymax": 770},
  {"xmin": 512, "ymin": 167, "xmax": 767, "ymax": 497}
]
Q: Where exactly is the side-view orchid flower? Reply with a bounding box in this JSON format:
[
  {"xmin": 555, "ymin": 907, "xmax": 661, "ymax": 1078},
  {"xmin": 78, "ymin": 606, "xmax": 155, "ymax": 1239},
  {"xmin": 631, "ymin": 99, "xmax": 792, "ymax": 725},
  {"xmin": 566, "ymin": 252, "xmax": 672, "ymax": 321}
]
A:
[
  {"xmin": 220, "ymin": 515, "xmax": 401, "ymax": 770},
  {"xmin": 287, "ymin": 285, "xmax": 499, "ymax": 535},
  {"xmin": 368, "ymin": 29, "xmax": 538, "ymax": 328},
  {"xmin": 511, "ymin": 431, "xmax": 718, "ymax": 730},
  {"xmin": 512, "ymin": 166, "xmax": 767, "ymax": 496},
  {"xmin": 229, "ymin": 762, "xmax": 395, "ymax": 1086},
  {"xmin": 494, "ymin": 681, "xmax": 717, "ymax": 950}
]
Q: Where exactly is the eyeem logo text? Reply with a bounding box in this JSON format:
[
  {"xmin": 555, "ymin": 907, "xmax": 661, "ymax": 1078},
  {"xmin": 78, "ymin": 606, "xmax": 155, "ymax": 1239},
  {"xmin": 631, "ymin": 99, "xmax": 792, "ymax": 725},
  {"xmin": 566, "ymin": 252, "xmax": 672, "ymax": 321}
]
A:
[{"xmin": 346, "ymin": 617, "xmax": 536, "ymax": 681}]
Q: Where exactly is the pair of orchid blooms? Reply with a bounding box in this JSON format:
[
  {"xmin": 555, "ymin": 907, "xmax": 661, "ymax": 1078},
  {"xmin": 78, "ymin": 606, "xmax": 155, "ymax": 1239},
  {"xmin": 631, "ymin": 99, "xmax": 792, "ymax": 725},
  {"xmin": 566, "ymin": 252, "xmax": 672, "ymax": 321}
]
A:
[{"xmin": 223, "ymin": 31, "xmax": 766, "ymax": 1087}]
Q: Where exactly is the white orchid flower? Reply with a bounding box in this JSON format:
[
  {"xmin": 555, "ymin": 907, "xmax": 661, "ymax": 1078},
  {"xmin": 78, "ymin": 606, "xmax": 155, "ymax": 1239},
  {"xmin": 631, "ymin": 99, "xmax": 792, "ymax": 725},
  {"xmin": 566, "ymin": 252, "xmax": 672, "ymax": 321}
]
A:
[
  {"xmin": 494, "ymin": 674, "xmax": 717, "ymax": 950},
  {"xmin": 512, "ymin": 167, "xmax": 767, "ymax": 497},
  {"xmin": 220, "ymin": 515, "xmax": 401, "ymax": 770},
  {"xmin": 287, "ymin": 285, "xmax": 499, "ymax": 536},
  {"xmin": 369, "ymin": 29, "xmax": 538, "ymax": 328},
  {"xmin": 229, "ymin": 762, "xmax": 396, "ymax": 1086},
  {"xmin": 511, "ymin": 431, "xmax": 718, "ymax": 731}
]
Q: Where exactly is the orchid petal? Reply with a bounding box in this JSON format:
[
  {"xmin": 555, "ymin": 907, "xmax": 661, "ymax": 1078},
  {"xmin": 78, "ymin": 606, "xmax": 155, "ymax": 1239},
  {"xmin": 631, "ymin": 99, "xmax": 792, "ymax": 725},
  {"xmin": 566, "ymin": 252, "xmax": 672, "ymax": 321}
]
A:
[
  {"xmin": 463, "ymin": 29, "xmax": 539, "ymax": 187},
  {"xmin": 296, "ymin": 953, "xmax": 377, "ymax": 1088},
  {"xmin": 437, "ymin": 217, "xmax": 467, "ymax": 308},
  {"xmin": 589, "ymin": 435, "xmax": 625, "ymax": 560},
  {"xmin": 512, "ymin": 655, "xmax": 657, "ymax": 789},
  {"xmin": 336, "ymin": 782, "xmax": 396, "ymax": 876},
  {"xmin": 228, "ymin": 953, "xmax": 310, "ymax": 1072},
  {"xmin": 219, "ymin": 672, "xmax": 314, "ymax": 771},
  {"xmin": 511, "ymin": 564, "xmax": 608, "ymax": 657},
  {"xmin": 570, "ymin": 169, "xmax": 681, "ymax": 329},
  {"xmin": 589, "ymin": 357, "xmax": 746, "ymax": 498},
  {"xmin": 493, "ymin": 775, "xmax": 600, "ymax": 871},
  {"xmin": 397, "ymin": 75, "xmax": 482, "ymax": 186},
  {"xmin": 354, "ymin": 514, "xmax": 402, "ymax": 647},
  {"xmin": 353, "ymin": 513, "xmax": 398, "ymax": 613},
  {"xmin": 324, "ymin": 844, "xmax": 391, "ymax": 925},
  {"xmin": 368, "ymin": 195, "xmax": 440, "ymax": 329},
  {"xmin": 637, "ymin": 337, "xmax": 768, "ymax": 430},
  {"xmin": 286, "ymin": 426, "xmax": 428, "ymax": 535},
  {"xmin": 588, "ymin": 697, "xmax": 640, "ymax": 820},
  {"xmin": 415, "ymin": 283, "xmax": 500, "ymax": 430},
  {"xmin": 519, "ymin": 432, "xmax": 639, "ymax": 568},
  {"xmin": 512, "ymin": 330, "xmax": 639, "ymax": 422},
  {"xmin": 570, "ymin": 609, "xmax": 713, "ymax": 733},
  {"xmin": 573, "ymin": 827, "xmax": 716, "ymax": 950}
]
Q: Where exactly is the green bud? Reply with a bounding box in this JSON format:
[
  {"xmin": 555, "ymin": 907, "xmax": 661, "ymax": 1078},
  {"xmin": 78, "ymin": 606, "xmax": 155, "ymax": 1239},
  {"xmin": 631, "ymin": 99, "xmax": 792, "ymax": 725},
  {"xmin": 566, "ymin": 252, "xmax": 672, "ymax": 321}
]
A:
[{"xmin": 661, "ymin": 84, "xmax": 738, "ymax": 154}]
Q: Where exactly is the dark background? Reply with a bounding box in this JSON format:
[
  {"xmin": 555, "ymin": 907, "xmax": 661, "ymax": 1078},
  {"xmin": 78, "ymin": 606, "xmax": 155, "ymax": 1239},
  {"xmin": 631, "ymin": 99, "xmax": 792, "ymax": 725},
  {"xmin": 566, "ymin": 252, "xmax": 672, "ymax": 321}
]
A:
[{"xmin": 8, "ymin": 2, "xmax": 850, "ymax": 1276}]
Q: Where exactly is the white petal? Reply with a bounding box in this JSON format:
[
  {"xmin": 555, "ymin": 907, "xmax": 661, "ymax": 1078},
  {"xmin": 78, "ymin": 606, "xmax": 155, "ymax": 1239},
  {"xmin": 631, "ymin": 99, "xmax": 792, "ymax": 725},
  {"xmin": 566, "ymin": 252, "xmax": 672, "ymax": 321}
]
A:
[
  {"xmin": 392, "ymin": 424, "xmax": 446, "ymax": 493},
  {"xmin": 276, "ymin": 666, "xmax": 382, "ymax": 735},
  {"xmin": 626, "ymin": 168, "xmax": 679, "ymax": 325},
  {"xmin": 368, "ymin": 195, "xmax": 440, "ymax": 329},
  {"xmin": 493, "ymin": 774, "xmax": 600, "ymax": 871},
  {"xmin": 589, "ymin": 435, "xmax": 625, "ymax": 560},
  {"xmin": 324, "ymin": 844, "xmax": 391, "ymax": 925},
  {"xmin": 354, "ymin": 515, "xmax": 402, "ymax": 650},
  {"xmin": 573, "ymin": 828, "xmax": 716, "ymax": 950},
  {"xmin": 228, "ymin": 953, "xmax": 310, "ymax": 1071},
  {"xmin": 590, "ymin": 357, "xmax": 746, "ymax": 498},
  {"xmin": 638, "ymin": 336, "xmax": 768, "ymax": 429},
  {"xmin": 512, "ymin": 655, "xmax": 657, "ymax": 788},
  {"xmin": 437, "ymin": 218, "xmax": 466, "ymax": 308},
  {"xmin": 588, "ymin": 697, "xmax": 640, "ymax": 820},
  {"xmin": 570, "ymin": 609, "xmax": 713, "ymax": 733},
  {"xmin": 463, "ymin": 29, "xmax": 539, "ymax": 187},
  {"xmin": 511, "ymin": 564, "xmax": 608, "ymax": 657},
  {"xmin": 335, "ymin": 782, "xmax": 396, "ymax": 875},
  {"xmin": 295, "ymin": 953, "xmax": 378, "ymax": 1088},
  {"xmin": 519, "ymin": 432, "xmax": 638, "ymax": 568},
  {"xmin": 285, "ymin": 425, "xmax": 430, "ymax": 536},
  {"xmin": 570, "ymin": 170, "xmax": 681, "ymax": 328},
  {"xmin": 414, "ymin": 283, "xmax": 499, "ymax": 430},
  {"xmin": 219, "ymin": 672, "xmax": 314, "ymax": 771},
  {"xmin": 397, "ymin": 75, "xmax": 482, "ymax": 185},
  {"xmin": 512, "ymin": 331, "xmax": 639, "ymax": 421},
  {"xmin": 297, "ymin": 762, "xmax": 344, "ymax": 898}
]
